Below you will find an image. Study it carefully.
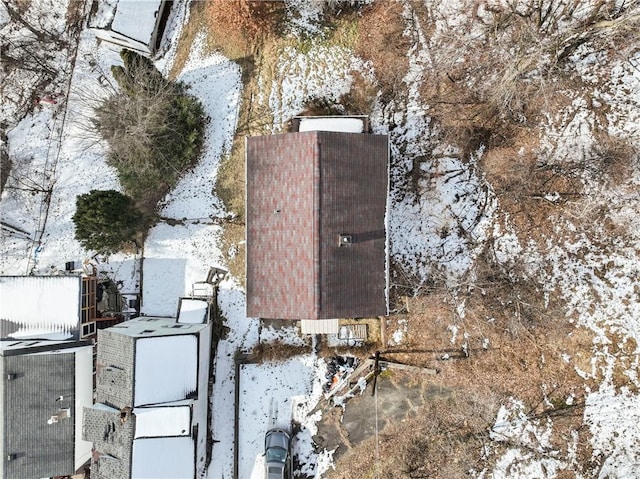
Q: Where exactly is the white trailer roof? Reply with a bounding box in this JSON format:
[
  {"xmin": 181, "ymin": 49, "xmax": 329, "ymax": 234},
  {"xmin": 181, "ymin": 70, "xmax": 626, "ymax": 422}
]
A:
[
  {"xmin": 134, "ymin": 406, "xmax": 191, "ymax": 438},
  {"xmin": 134, "ymin": 335, "xmax": 198, "ymax": 406},
  {"xmin": 132, "ymin": 436, "xmax": 194, "ymax": 479}
]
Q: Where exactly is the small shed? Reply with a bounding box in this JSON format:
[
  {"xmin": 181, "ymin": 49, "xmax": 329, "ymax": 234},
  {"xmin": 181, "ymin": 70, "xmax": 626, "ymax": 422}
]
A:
[{"xmin": 90, "ymin": 0, "xmax": 171, "ymax": 56}]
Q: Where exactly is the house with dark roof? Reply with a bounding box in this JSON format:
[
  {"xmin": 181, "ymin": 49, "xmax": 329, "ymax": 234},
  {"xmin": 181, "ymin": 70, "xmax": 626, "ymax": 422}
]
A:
[
  {"xmin": 0, "ymin": 339, "xmax": 94, "ymax": 479},
  {"xmin": 83, "ymin": 298, "xmax": 211, "ymax": 479},
  {"xmin": 245, "ymin": 122, "xmax": 389, "ymax": 329}
]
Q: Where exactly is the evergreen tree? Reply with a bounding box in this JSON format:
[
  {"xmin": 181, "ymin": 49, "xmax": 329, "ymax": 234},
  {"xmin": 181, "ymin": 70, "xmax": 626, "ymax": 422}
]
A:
[{"xmin": 72, "ymin": 189, "xmax": 140, "ymax": 253}]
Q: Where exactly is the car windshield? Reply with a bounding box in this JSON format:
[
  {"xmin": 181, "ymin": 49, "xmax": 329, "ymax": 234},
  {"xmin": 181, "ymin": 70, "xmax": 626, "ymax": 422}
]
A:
[{"xmin": 266, "ymin": 446, "xmax": 287, "ymax": 463}]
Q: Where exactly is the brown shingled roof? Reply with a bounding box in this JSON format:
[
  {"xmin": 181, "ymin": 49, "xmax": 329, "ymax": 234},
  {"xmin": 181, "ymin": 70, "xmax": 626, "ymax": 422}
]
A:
[{"xmin": 246, "ymin": 130, "xmax": 389, "ymax": 320}]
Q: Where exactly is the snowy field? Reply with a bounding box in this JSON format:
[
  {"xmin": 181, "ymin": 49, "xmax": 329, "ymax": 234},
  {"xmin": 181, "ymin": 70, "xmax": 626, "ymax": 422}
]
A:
[{"xmin": 2, "ymin": 0, "xmax": 640, "ymax": 478}]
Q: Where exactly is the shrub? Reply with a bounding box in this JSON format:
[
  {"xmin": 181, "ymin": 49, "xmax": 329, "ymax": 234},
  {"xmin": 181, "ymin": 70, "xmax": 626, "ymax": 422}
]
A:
[
  {"xmin": 206, "ymin": 0, "xmax": 286, "ymax": 41},
  {"xmin": 94, "ymin": 49, "xmax": 205, "ymax": 204},
  {"xmin": 72, "ymin": 189, "xmax": 141, "ymax": 254}
]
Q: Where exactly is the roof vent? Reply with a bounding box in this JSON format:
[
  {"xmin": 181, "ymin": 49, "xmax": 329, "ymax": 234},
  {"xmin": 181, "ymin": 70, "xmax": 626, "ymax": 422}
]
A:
[
  {"xmin": 47, "ymin": 407, "xmax": 71, "ymax": 424},
  {"xmin": 7, "ymin": 454, "xmax": 17, "ymax": 461},
  {"xmin": 7, "ymin": 373, "xmax": 16, "ymax": 381},
  {"xmin": 339, "ymin": 234, "xmax": 353, "ymax": 247}
]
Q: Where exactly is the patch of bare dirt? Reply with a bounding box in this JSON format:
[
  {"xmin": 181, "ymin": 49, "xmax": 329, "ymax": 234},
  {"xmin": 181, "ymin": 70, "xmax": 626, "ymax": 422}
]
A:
[
  {"xmin": 355, "ymin": 1, "xmax": 410, "ymax": 104},
  {"xmin": 327, "ymin": 292, "xmax": 594, "ymax": 478}
]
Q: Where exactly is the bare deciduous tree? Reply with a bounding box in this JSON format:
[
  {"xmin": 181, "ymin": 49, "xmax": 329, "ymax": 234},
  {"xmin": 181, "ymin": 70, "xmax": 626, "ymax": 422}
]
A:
[{"xmin": 92, "ymin": 50, "xmax": 205, "ymax": 204}]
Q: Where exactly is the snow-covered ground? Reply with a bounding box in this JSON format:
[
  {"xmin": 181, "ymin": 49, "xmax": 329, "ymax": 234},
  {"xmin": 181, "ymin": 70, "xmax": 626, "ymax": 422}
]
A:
[
  {"xmin": 2, "ymin": 0, "xmax": 640, "ymax": 478},
  {"xmin": 383, "ymin": 2, "xmax": 640, "ymax": 477},
  {"xmin": 0, "ymin": 1, "xmax": 333, "ymax": 478},
  {"xmin": 238, "ymin": 354, "xmax": 325, "ymax": 479}
]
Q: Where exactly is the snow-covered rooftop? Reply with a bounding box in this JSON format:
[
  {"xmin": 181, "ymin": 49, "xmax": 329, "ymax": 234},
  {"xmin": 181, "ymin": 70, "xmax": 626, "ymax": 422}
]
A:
[
  {"xmin": 131, "ymin": 436, "xmax": 194, "ymax": 479},
  {"xmin": 298, "ymin": 117, "xmax": 364, "ymax": 133},
  {"xmin": 0, "ymin": 275, "xmax": 81, "ymax": 338},
  {"xmin": 0, "ymin": 338, "xmax": 90, "ymax": 354},
  {"xmin": 105, "ymin": 316, "xmax": 207, "ymax": 337},
  {"xmin": 134, "ymin": 406, "xmax": 191, "ymax": 438},
  {"xmin": 177, "ymin": 298, "xmax": 208, "ymax": 324},
  {"xmin": 111, "ymin": 0, "xmax": 163, "ymax": 46},
  {"xmin": 134, "ymin": 335, "xmax": 198, "ymax": 406}
]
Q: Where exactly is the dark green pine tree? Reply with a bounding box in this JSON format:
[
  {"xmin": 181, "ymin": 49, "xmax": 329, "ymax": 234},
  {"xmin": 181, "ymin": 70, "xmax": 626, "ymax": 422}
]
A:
[{"xmin": 72, "ymin": 189, "xmax": 140, "ymax": 254}]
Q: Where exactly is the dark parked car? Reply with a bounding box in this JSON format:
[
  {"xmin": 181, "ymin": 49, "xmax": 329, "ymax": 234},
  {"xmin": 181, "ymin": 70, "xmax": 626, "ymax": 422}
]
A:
[{"xmin": 265, "ymin": 428, "xmax": 291, "ymax": 479}]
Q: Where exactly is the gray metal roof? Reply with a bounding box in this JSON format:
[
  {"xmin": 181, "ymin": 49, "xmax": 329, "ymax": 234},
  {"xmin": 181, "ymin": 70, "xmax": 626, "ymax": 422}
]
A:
[{"xmin": 1, "ymin": 351, "xmax": 76, "ymax": 479}]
